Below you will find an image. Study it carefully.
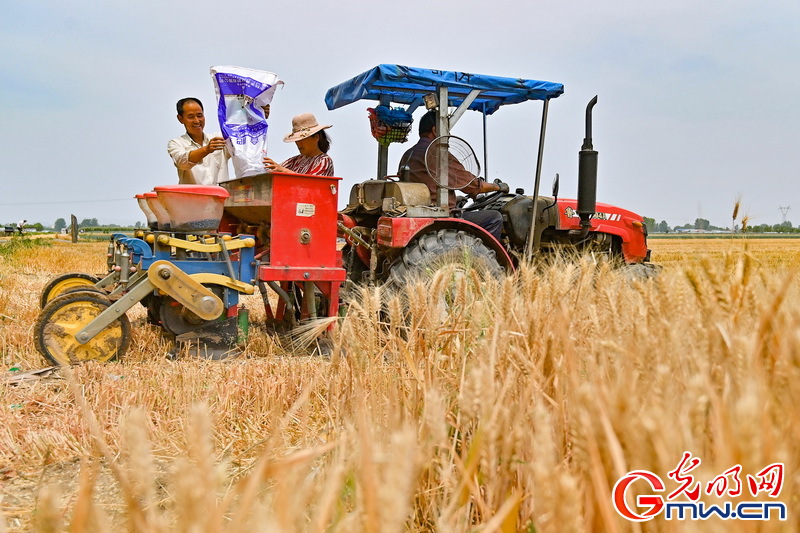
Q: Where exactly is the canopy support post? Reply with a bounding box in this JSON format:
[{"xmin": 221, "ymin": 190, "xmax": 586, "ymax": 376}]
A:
[
  {"xmin": 376, "ymin": 95, "xmax": 391, "ymax": 178},
  {"xmin": 482, "ymin": 102, "xmax": 489, "ymax": 180},
  {"xmin": 436, "ymin": 86, "xmax": 450, "ymax": 209},
  {"xmin": 449, "ymin": 89, "xmax": 480, "ymax": 128},
  {"xmin": 524, "ymin": 98, "xmax": 550, "ymax": 261}
]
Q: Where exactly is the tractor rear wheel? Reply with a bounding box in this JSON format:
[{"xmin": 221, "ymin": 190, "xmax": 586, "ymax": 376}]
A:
[
  {"xmin": 34, "ymin": 293, "xmax": 131, "ymax": 365},
  {"xmin": 39, "ymin": 272, "xmax": 100, "ymax": 308},
  {"xmin": 388, "ymin": 229, "xmax": 504, "ymax": 287}
]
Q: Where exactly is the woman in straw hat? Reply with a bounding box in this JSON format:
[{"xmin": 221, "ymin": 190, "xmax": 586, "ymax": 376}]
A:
[{"xmin": 262, "ymin": 113, "xmax": 334, "ymax": 176}]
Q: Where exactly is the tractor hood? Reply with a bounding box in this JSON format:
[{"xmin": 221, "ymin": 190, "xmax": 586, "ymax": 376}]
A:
[
  {"xmin": 556, "ymin": 199, "xmax": 644, "ymax": 228},
  {"xmin": 557, "ymin": 198, "xmax": 649, "ymax": 262},
  {"xmin": 325, "ymin": 64, "xmax": 564, "ymax": 115}
]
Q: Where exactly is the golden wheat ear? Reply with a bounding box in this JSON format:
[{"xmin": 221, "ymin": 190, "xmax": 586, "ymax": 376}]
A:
[{"xmin": 732, "ymin": 194, "xmax": 742, "ymax": 222}]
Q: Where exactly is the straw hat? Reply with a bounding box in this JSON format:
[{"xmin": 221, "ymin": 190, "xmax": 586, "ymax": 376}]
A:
[{"xmin": 283, "ymin": 113, "xmax": 332, "ymax": 143}]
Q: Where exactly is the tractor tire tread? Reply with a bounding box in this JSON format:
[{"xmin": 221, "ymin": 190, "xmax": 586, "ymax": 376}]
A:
[{"xmin": 388, "ymin": 229, "xmax": 503, "ymax": 287}]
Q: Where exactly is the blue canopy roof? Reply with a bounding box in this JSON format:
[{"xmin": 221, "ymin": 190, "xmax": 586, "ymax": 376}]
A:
[{"xmin": 325, "ymin": 64, "xmax": 564, "ymax": 116}]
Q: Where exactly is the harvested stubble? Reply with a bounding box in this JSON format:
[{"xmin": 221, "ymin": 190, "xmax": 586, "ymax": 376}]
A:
[{"xmin": 0, "ymin": 238, "xmax": 799, "ymax": 532}]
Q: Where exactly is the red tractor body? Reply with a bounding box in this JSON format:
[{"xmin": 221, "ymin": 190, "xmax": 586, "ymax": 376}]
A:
[
  {"xmin": 327, "ymin": 65, "xmax": 656, "ymax": 284},
  {"xmin": 555, "ymin": 199, "xmax": 650, "ymax": 263}
]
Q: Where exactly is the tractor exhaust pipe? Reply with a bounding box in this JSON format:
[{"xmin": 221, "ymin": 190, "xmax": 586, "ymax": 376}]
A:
[{"xmin": 575, "ymin": 96, "xmax": 598, "ymax": 239}]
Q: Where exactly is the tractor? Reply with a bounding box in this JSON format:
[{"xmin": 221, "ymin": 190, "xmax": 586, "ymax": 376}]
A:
[
  {"xmin": 31, "ymin": 64, "xmax": 654, "ymax": 366},
  {"xmin": 328, "ymin": 65, "xmax": 654, "ymax": 286}
]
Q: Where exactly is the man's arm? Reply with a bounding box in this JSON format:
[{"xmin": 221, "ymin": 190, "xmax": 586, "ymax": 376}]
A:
[
  {"xmin": 447, "ymin": 155, "xmax": 502, "ymax": 197},
  {"xmin": 168, "ymin": 137, "xmax": 226, "ymax": 169},
  {"xmin": 167, "ymin": 138, "xmax": 194, "ymax": 170},
  {"xmin": 475, "ymin": 180, "xmax": 502, "ymax": 195},
  {"xmin": 188, "ymin": 137, "xmax": 226, "ymax": 163}
]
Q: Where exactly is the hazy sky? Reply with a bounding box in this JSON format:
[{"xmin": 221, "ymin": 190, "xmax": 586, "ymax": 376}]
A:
[{"xmin": 2, "ymin": 1, "xmax": 798, "ymax": 229}]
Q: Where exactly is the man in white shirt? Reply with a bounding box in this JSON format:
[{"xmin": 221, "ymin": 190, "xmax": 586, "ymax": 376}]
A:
[{"xmin": 167, "ymin": 98, "xmax": 230, "ymax": 185}]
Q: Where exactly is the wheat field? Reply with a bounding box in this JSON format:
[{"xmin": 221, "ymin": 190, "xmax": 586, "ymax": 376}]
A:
[{"xmin": 1, "ymin": 237, "xmax": 798, "ymax": 532}]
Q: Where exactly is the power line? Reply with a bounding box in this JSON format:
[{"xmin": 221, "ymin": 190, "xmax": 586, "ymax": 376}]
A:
[{"xmin": 0, "ymin": 198, "xmax": 132, "ymax": 206}]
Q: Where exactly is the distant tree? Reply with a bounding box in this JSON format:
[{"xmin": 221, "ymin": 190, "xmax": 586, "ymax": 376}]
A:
[
  {"xmin": 54, "ymin": 218, "xmax": 67, "ymax": 232},
  {"xmin": 657, "ymin": 220, "xmax": 670, "ymax": 233},
  {"xmin": 33, "ymin": 222, "xmax": 43, "ymax": 231},
  {"xmin": 79, "ymin": 218, "xmax": 99, "ymax": 228},
  {"xmin": 643, "ymin": 217, "xmax": 656, "ymax": 234},
  {"xmin": 694, "ymin": 218, "xmax": 710, "ymax": 230},
  {"xmin": 134, "ymin": 221, "xmax": 142, "ymax": 228},
  {"xmin": 748, "ymin": 223, "xmax": 771, "ymax": 233}
]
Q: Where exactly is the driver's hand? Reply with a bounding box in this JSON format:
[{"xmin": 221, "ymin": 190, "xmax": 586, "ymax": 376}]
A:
[{"xmin": 493, "ymin": 179, "xmax": 510, "ymax": 194}]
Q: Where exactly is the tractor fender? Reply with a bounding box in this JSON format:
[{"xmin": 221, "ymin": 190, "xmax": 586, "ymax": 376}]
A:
[
  {"xmin": 377, "ymin": 217, "xmax": 514, "ymax": 272},
  {"xmin": 589, "ymin": 223, "xmax": 648, "ymax": 263}
]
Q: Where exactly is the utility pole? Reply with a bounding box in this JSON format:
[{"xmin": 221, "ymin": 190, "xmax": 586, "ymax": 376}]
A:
[{"xmin": 779, "ymin": 205, "xmax": 791, "ymax": 225}]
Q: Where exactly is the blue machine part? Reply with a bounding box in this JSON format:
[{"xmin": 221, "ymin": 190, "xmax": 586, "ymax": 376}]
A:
[
  {"xmin": 122, "ymin": 238, "xmax": 153, "ymax": 263},
  {"xmin": 325, "ymin": 64, "xmax": 564, "ymax": 115}
]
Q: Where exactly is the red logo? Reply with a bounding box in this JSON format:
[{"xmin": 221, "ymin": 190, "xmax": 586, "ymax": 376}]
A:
[{"xmin": 613, "ymin": 471, "xmax": 665, "ymax": 521}]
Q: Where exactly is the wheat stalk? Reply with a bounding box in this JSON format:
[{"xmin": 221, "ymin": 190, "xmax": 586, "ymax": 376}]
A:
[{"xmin": 2, "ymin": 241, "xmax": 800, "ymax": 531}]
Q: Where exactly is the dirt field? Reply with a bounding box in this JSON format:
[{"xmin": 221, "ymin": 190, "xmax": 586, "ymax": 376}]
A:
[{"xmin": 1, "ymin": 236, "xmax": 798, "ymax": 531}]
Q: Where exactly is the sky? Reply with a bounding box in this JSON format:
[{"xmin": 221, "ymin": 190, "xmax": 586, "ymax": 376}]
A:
[{"xmin": 1, "ymin": 0, "xmax": 799, "ymax": 229}]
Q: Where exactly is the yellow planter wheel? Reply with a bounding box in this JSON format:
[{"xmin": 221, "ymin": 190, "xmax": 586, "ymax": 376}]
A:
[
  {"xmin": 39, "ymin": 272, "xmax": 100, "ymax": 308},
  {"xmin": 34, "ymin": 293, "xmax": 131, "ymax": 365}
]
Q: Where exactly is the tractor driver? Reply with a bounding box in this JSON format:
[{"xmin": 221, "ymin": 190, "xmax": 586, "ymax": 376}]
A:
[
  {"xmin": 167, "ymin": 97, "xmax": 231, "ymax": 185},
  {"xmin": 398, "ymin": 111, "xmax": 504, "ymax": 240}
]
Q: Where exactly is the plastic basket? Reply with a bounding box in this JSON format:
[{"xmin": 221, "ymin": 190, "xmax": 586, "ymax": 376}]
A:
[{"xmin": 368, "ymin": 108, "xmax": 412, "ymax": 146}]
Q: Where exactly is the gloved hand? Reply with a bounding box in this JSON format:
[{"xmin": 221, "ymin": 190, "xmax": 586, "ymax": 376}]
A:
[{"xmin": 493, "ymin": 179, "xmax": 510, "ymax": 194}]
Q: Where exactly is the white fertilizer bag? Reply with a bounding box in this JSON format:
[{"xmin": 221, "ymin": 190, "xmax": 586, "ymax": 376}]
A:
[{"xmin": 211, "ymin": 65, "xmax": 283, "ymax": 178}]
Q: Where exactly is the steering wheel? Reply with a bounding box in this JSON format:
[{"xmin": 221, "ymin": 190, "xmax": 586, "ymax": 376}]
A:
[{"xmin": 462, "ymin": 189, "xmax": 506, "ymax": 211}]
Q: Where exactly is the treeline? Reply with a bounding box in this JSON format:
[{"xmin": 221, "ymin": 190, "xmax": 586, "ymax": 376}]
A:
[
  {"xmin": 4, "ymin": 218, "xmax": 143, "ymax": 232},
  {"xmin": 53, "ymin": 218, "xmax": 142, "ymax": 232},
  {"xmin": 642, "ymin": 217, "xmax": 727, "ymax": 233},
  {"xmin": 4, "ymin": 222, "xmax": 45, "ymax": 231},
  {"xmin": 741, "ymin": 222, "xmax": 799, "ymax": 233},
  {"xmin": 670, "ymin": 218, "xmax": 728, "ymax": 232},
  {"xmin": 644, "ymin": 217, "xmax": 799, "ymax": 234},
  {"xmin": 79, "ymin": 226, "xmax": 143, "ymax": 233}
]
